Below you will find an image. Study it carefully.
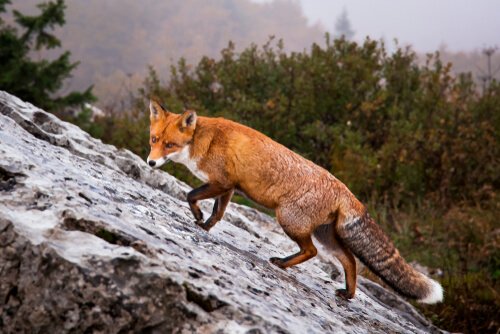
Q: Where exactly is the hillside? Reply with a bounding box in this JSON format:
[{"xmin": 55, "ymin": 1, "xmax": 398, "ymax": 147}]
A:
[{"xmin": 0, "ymin": 91, "xmax": 448, "ymax": 333}]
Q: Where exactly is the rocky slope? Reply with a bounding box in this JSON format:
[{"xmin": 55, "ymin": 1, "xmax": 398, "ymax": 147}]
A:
[{"xmin": 0, "ymin": 91, "xmax": 445, "ymax": 333}]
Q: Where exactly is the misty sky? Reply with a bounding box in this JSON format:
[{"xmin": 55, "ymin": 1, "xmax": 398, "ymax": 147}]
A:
[{"xmin": 254, "ymin": 0, "xmax": 500, "ymax": 52}]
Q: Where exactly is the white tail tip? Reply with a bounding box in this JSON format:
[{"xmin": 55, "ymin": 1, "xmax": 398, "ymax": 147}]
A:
[{"xmin": 418, "ymin": 278, "xmax": 444, "ymax": 304}]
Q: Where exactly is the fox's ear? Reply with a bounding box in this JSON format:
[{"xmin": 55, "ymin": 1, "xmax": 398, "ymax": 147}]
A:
[
  {"xmin": 179, "ymin": 110, "xmax": 197, "ymax": 131},
  {"xmin": 149, "ymin": 99, "xmax": 167, "ymax": 121}
]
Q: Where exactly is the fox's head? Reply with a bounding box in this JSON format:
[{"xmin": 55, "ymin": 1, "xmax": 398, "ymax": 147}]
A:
[{"xmin": 146, "ymin": 99, "xmax": 197, "ymax": 168}]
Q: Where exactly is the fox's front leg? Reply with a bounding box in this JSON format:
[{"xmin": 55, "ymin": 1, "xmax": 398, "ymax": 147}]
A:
[
  {"xmin": 187, "ymin": 183, "xmax": 232, "ymax": 231},
  {"xmin": 203, "ymin": 189, "xmax": 234, "ymax": 231}
]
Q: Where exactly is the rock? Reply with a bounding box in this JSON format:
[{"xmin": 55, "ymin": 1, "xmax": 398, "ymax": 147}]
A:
[{"xmin": 0, "ymin": 91, "xmax": 446, "ymax": 333}]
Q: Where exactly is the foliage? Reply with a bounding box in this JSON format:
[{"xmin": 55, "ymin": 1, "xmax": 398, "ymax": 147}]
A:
[
  {"xmin": 363, "ymin": 198, "xmax": 500, "ymax": 334},
  {"xmin": 81, "ymin": 37, "xmax": 499, "ymax": 333},
  {"xmin": 157, "ymin": 36, "xmax": 498, "ymax": 208},
  {"xmin": 0, "ymin": 0, "xmax": 94, "ymax": 111}
]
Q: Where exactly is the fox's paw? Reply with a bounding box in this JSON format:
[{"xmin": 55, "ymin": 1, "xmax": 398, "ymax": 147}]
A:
[
  {"xmin": 269, "ymin": 257, "xmax": 287, "ymax": 269},
  {"xmin": 195, "ymin": 219, "xmax": 213, "ymax": 232},
  {"xmin": 194, "ymin": 219, "xmax": 205, "ymax": 228},
  {"xmin": 335, "ymin": 289, "xmax": 354, "ymax": 300}
]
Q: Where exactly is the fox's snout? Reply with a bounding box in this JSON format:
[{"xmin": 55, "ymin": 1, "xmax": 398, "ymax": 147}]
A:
[{"xmin": 147, "ymin": 156, "xmax": 168, "ymax": 168}]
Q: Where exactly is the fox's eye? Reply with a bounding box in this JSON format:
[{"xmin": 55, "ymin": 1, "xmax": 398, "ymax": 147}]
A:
[
  {"xmin": 165, "ymin": 142, "xmax": 174, "ymax": 148},
  {"xmin": 151, "ymin": 136, "xmax": 157, "ymax": 143}
]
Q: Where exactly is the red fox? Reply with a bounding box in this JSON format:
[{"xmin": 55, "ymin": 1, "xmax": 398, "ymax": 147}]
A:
[{"xmin": 147, "ymin": 99, "xmax": 443, "ymax": 304}]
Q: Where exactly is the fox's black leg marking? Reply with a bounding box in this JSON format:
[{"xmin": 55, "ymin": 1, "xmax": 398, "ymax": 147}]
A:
[
  {"xmin": 201, "ymin": 189, "xmax": 234, "ymax": 231},
  {"xmin": 187, "ymin": 183, "xmax": 232, "ymax": 230}
]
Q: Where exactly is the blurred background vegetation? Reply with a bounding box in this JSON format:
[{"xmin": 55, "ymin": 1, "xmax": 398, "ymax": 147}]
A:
[{"xmin": 1, "ymin": 1, "xmax": 499, "ymax": 333}]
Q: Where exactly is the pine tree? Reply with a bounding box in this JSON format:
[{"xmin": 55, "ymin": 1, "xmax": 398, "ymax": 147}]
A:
[
  {"xmin": 0, "ymin": 0, "xmax": 94, "ymax": 111},
  {"xmin": 334, "ymin": 8, "xmax": 355, "ymax": 40}
]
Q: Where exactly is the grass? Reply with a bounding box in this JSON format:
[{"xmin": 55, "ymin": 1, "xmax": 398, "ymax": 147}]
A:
[{"xmin": 370, "ymin": 199, "xmax": 500, "ymax": 334}]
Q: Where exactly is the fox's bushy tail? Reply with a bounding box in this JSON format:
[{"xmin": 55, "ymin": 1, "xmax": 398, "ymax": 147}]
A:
[{"xmin": 335, "ymin": 211, "xmax": 443, "ymax": 304}]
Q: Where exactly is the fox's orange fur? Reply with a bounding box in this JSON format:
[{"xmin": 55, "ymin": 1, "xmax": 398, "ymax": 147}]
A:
[{"xmin": 147, "ymin": 99, "xmax": 443, "ymax": 304}]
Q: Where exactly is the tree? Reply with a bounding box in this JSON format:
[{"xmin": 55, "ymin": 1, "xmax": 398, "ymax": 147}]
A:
[
  {"xmin": 334, "ymin": 8, "xmax": 355, "ymax": 40},
  {"xmin": 0, "ymin": 0, "xmax": 94, "ymax": 111}
]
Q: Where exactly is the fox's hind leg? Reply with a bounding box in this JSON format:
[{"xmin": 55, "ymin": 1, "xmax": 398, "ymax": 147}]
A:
[
  {"xmin": 270, "ymin": 207, "xmax": 318, "ymax": 269},
  {"xmin": 314, "ymin": 220, "xmax": 357, "ymax": 299},
  {"xmin": 270, "ymin": 234, "xmax": 317, "ymax": 269},
  {"xmin": 332, "ymin": 242, "xmax": 357, "ymax": 299}
]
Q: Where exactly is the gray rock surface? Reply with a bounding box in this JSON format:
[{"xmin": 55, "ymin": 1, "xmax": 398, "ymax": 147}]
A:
[{"xmin": 0, "ymin": 91, "xmax": 445, "ymax": 333}]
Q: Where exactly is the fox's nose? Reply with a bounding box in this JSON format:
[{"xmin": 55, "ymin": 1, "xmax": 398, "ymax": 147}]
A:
[{"xmin": 148, "ymin": 160, "xmax": 156, "ymax": 167}]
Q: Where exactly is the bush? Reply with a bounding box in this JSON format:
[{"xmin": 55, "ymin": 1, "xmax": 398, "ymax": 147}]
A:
[{"xmin": 155, "ymin": 36, "xmax": 498, "ymax": 208}]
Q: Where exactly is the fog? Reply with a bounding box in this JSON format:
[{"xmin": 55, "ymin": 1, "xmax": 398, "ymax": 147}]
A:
[
  {"xmin": 255, "ymin": 0, "xmax": 500, "ymax": 52},
  {"xmin": 8, "ymin": 0, "xmax": 499, "ymax": 104}
]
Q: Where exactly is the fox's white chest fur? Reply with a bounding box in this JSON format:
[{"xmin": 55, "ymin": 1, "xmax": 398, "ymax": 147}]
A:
[{"xmin": 168, "ymin": 145, "xmax": 209, "ymax": 183}]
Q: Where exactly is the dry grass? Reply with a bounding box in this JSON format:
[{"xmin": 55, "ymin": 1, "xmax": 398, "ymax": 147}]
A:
[{"xmin": 367, "ymin": 199, "xmax": 500, "ymax": 334}]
